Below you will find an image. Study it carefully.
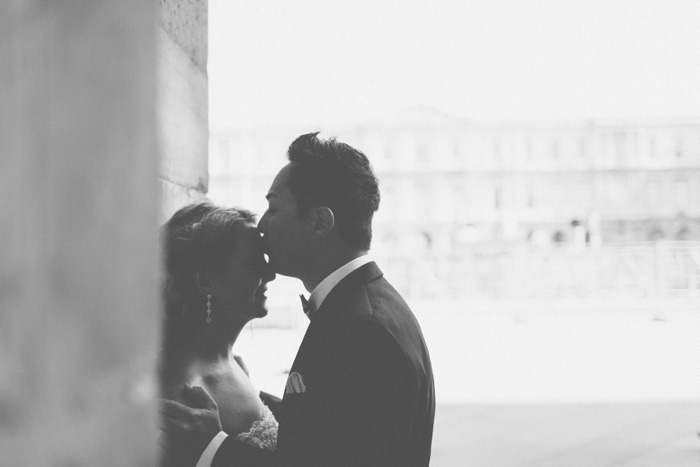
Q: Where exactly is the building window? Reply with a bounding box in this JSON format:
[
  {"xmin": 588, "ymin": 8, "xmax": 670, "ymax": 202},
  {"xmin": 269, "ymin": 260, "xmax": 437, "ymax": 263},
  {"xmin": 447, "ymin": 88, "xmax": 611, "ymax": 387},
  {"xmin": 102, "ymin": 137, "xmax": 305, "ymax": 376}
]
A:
[
  {"xmin": 452, "ymin": 137, "xmax": 462, "ymax": 160},
  {"xmin": 552, "ymin": 139, "xmax": 560, "ymax": 159},
  {"xmin": 579, "ymin": 137, "xmax": 588, "ymax": 160},
  {"xmin": 614, "ymin": 133, "xmax": 627, "ymax": 165},
  {"xmin": 676, "ymin": 228, "xmax": 691, "ymax": 240},
  {"xmin": 493, "ymin": 138, "xmax": 501, "ymax": 161},
  {"xmin": 416, "ymin": 140, "xmax": 429, "ymax": 161},
  {"xmin": 648, "ymin": 228, "xmax": 665, "ymax": 241},
  {"xmin": 648, "ymin": 180, "xmax": 661, "ymax": 209},
  {"xmin": 675, "ymin": 180, "xmax": 689, "ymax": 206},
  {"xmin": 526, "ymin": 187, "xmax": 535, "ymax": 209},
  {"xmin": 676, "ymin": 136, "xmax": 684, "ymax": 158}
]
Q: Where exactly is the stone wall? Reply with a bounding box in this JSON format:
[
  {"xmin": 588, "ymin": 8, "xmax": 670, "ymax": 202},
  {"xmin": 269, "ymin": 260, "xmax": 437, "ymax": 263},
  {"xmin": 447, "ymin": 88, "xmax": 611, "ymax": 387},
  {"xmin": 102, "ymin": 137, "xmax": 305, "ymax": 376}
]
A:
[{"xmin": 157, "ymin": 0, "xmax": 209, "ymax": 220}]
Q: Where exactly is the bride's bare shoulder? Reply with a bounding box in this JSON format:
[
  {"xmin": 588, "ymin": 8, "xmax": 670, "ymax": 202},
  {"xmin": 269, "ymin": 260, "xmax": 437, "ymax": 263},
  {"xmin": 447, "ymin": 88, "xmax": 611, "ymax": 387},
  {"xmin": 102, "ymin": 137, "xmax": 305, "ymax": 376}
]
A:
[
  {"xmin": 200, "ymin": 359, "xmax": 265, "ymax": 434},
  {"xmin": 198, "ymin": 357, "xmax": 248, "ymax": 387}
]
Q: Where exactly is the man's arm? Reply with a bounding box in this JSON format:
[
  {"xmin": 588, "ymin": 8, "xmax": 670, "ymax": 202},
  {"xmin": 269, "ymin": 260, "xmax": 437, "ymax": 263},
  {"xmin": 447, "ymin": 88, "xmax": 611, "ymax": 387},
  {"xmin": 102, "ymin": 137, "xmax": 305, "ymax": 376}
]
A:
[
  {"xmin": 162, "ymin": 385, "xmax": 280, "ymax": 467},
  {"xmin": 160, "ymin": 385, "xmax": 224, "ymax": 466},
  {"xmin": 211, "ymin": 321, "xmax": 418, "ymax": 467},
  {"xmin": 216, "ymin": 319, "xmax": 417, "ymax": 467},
  {"xmin": 244, "ymin": 318, "xmax": 416, "ymax": 467},
  {"xmin": 211, "ymin": 433, "xmax": 275, "ymax": 467},
  {"xmin": 312, "ymin": 318, "xmax": 418, "ymax": 466}
]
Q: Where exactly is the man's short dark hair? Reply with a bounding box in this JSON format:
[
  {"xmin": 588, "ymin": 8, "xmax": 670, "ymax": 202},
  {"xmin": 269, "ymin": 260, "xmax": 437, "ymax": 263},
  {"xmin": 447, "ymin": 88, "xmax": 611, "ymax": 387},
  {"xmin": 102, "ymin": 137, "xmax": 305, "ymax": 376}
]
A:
[{"xmin": 286, "ymin": 132, "xmax": 380, "ymax": 250}]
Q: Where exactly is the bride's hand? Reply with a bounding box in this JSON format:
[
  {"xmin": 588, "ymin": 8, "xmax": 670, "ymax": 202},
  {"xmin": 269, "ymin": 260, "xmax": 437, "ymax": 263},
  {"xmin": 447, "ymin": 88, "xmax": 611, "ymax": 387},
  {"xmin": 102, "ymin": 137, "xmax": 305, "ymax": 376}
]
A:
[{"xmin": 160, "ymin": 385, "xmax": 223, "ymax": 461}]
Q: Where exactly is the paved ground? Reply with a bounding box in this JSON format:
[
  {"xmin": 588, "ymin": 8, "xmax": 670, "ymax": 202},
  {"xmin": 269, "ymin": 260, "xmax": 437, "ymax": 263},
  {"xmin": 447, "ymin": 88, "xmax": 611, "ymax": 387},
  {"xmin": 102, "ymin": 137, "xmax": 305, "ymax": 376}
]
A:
[
  {"xmin": 432, "ymin": 402, "xmax": 700, "ymax": 466},
  {"xmin": 236, "ymin": 296, "xmax": 700, "ymax": 466}
]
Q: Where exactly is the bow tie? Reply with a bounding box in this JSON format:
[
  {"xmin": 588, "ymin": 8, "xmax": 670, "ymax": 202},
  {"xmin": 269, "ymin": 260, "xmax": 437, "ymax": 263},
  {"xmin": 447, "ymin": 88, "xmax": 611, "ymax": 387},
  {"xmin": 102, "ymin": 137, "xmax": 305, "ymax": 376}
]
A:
[{"xmin": 300, "ymin": 294, "xmax": 314, "ymax": 319}]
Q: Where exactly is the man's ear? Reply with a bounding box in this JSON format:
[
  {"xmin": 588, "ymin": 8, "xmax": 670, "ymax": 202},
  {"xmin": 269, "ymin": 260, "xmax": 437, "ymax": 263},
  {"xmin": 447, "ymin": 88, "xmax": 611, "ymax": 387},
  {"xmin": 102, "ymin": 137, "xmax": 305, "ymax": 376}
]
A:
[
  {"xmin": 311, "ymin": 206, "xmax": 335, "ymax": 239},
  {"xmin": 194, "ymin": 271, "xmax": 212, "ymax": 296}
]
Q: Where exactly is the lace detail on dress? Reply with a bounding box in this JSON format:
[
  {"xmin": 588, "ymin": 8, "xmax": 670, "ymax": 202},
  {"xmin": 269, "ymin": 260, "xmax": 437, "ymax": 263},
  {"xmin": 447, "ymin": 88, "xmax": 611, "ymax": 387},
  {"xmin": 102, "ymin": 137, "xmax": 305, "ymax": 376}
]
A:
[{"xmin": 235, "ymin": 404, "xmax": 278, "ymax": 451}]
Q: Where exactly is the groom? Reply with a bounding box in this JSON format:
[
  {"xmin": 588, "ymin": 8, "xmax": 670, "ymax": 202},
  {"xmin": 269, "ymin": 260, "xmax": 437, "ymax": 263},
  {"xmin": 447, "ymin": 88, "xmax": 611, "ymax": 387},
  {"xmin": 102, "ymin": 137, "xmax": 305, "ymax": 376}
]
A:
[{"xmin": 162, "ymin": 133, "xmax": 435, "ymax": 466}]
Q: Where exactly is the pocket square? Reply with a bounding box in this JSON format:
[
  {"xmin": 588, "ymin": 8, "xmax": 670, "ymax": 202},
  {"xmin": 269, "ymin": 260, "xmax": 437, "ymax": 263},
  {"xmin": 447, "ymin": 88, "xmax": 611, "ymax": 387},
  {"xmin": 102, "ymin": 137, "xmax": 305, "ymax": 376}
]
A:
[{"xmin": 285, "ymin": 372, "xmax": 307, "ymax": 394}]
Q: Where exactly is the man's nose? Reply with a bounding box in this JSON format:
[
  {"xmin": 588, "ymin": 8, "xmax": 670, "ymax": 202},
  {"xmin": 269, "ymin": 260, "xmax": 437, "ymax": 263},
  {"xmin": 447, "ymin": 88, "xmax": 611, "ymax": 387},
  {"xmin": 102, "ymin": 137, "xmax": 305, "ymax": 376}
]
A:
[{"xmin": 257, "ymin": 211, "xmax": 268, "ymax": 233}]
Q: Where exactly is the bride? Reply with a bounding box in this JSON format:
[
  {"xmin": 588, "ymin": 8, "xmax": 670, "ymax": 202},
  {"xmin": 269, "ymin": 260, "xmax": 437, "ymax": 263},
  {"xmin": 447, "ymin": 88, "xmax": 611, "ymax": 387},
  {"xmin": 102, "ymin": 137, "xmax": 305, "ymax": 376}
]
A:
[{"xmin": 159, "ymin": 202, "xmax": 277, "ymax": 465}]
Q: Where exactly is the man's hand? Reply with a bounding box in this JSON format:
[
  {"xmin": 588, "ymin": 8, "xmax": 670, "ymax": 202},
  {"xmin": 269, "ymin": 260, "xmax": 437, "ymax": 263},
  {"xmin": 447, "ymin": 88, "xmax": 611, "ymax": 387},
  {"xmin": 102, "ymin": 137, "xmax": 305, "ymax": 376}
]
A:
[{"xmin": 160, "ymin": 385, "xmax": 223, "ymax": 465}]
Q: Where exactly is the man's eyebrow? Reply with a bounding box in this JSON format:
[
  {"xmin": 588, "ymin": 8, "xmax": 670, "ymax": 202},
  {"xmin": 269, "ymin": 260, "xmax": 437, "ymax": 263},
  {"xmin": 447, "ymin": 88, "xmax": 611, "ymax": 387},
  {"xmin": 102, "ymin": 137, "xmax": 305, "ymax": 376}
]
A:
[{"xmin": 265, "ymin": 193, "xmax": 278, "ymax": 200}]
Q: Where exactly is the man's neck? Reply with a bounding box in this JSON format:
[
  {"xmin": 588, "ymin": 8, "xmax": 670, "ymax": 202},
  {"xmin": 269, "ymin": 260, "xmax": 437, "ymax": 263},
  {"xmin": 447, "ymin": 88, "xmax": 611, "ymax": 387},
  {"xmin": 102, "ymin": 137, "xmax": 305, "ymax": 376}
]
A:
[{"xmin": 301, "ymin": 249, "xmax": 368, "ymax": 293}]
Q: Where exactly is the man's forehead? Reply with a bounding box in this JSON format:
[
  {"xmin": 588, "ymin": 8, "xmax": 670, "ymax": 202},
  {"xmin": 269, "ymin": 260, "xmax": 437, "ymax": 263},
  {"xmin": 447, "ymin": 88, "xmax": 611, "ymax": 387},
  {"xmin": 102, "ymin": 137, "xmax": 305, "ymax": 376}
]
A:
[
  {"xmin": 274, "ymin": 164, "xmax": 292, "ymax": 185},
  {"xmin": 267, "ymin": 168, "xmax": 291, "ymax": 198}
]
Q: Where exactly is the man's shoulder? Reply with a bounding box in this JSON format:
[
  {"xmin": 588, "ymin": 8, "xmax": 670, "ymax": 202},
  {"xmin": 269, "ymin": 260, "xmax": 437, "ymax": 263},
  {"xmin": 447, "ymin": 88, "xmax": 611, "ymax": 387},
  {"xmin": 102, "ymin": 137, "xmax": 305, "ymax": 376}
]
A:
[
  {"xmin": 322, "ymin": 263, "xmax": 419, "ymax": 334},
  {"xmin": 365, "ymin": 275, "xmax": 414, "ymax": 316},
  {"xmin": 332, "ymin": 276, "xmax": 422, "ymax": 341},
  {"xmin": 331, "ymin": 274, "xmax": 409, "ymax": 318}
]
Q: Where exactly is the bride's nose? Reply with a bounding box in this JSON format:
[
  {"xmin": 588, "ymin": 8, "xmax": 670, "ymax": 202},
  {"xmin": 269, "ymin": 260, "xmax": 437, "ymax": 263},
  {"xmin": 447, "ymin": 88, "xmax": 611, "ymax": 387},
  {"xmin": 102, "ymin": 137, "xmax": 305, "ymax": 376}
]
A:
[{"xmin": 260, "ymin": 260, "xmax": 275, "ymax": 283}]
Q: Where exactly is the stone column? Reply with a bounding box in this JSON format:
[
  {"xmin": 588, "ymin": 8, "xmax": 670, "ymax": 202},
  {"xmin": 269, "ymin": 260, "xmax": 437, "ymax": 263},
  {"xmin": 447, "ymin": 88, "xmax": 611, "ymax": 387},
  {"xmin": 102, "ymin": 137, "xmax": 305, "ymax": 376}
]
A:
[{"xmin": 0, "ymin": 1, "xmax": 165, "ymax": 465}]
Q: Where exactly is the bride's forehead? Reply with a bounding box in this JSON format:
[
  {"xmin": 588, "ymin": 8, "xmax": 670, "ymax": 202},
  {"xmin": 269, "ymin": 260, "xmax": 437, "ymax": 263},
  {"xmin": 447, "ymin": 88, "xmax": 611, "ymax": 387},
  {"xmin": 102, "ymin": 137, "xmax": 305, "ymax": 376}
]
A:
[{"xmin": 235, "ymin": 224, "xmax": 263, "ymax": 245}]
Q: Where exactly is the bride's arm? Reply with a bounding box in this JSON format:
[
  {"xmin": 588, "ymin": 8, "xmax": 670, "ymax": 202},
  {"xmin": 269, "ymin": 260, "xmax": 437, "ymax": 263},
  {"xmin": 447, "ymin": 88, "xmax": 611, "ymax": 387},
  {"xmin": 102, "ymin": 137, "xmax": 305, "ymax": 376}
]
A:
[{"xmin": 232, "ymin": 355, "xmax": 282, "ymax": 417}]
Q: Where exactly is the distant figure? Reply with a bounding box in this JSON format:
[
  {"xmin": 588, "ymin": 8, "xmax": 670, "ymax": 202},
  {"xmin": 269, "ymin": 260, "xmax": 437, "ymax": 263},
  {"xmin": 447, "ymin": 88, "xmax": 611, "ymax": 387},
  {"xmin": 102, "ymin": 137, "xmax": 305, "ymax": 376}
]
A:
[{"xmin": 162, "ymin": 133, "xmax": 436, "ymax": 466}]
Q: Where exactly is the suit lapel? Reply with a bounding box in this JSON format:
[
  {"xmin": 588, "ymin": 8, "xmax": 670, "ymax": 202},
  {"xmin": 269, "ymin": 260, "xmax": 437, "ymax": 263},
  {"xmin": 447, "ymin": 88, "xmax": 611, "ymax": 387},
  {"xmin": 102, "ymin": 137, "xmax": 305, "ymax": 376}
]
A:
[
  {"xmin": 314, "ymin": 261, "xmax": 383, "ymax": 318},
  {"xmin": 284, "ymin": 262, "xmax": 384, "ymax": 393}
]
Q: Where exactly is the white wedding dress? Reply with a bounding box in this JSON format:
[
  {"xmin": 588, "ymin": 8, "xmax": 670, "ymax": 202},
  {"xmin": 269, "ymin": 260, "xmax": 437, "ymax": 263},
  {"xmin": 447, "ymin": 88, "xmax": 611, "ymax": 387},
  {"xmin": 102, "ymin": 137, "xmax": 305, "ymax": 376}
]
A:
[{"xmin": 235, "ymin": 404, "xmax": 278, "ymax": 451}]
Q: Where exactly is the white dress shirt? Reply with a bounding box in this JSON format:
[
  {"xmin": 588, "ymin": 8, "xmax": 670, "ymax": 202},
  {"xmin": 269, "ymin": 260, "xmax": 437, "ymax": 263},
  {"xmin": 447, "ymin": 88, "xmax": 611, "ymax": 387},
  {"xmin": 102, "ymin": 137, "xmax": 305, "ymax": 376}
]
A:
[{"xmin": 305, "ymin": 254, "xmax": 373, "ymax": 317}]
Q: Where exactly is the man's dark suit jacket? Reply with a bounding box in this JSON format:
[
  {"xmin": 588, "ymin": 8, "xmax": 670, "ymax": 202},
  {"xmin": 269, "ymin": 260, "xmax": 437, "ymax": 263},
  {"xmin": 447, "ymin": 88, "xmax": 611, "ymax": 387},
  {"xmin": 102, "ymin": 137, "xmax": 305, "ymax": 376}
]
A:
[{"xmin": 213, "ymin": 261, "xmax": 435, "ymax": 466}]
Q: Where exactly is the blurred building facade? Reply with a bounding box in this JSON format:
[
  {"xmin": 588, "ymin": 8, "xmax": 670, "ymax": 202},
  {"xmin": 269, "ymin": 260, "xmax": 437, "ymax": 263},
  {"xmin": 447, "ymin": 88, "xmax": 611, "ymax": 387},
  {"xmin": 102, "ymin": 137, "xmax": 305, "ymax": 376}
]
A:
[
  {"xmin": 209, "ymin": 109, "xmax": 700, "ymax": 300},
  {"xmin": 356, "ymin": 110, "xmax": 700, "ymax": 251}
]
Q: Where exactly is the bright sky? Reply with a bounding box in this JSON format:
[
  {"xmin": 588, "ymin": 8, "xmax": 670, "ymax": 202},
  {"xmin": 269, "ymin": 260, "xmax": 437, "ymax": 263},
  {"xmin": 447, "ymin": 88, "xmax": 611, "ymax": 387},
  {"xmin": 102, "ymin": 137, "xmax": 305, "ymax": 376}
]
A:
[{"xmin": 209, "ymin": 0, "xmax": 700, "ymax": 131}]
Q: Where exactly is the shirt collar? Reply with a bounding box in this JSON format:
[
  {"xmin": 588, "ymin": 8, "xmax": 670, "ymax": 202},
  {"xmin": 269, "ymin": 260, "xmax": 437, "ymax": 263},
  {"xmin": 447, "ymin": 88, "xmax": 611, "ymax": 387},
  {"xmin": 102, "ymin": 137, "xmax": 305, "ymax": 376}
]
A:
[{"xmin": 308, "ymin": 255, "xmax": 372, "ymax": 313}]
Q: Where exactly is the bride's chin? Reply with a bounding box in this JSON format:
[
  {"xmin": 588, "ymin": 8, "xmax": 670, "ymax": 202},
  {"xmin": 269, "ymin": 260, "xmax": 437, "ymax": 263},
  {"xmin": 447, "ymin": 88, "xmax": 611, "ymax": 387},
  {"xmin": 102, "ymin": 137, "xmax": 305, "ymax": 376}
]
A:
[
  {"xmin": 250, "ymin": 296, "xmax": 268, "ymax": 317},
  {"xmin": 250, "ymin": 305, "xmax": 268, "ymax": 318}
]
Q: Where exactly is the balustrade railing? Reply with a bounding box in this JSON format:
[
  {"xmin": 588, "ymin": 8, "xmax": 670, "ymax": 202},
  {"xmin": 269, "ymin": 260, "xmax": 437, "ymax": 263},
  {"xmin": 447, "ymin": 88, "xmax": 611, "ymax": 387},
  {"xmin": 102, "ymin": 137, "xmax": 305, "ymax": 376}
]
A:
[{"xmin": 376, "ymin": 241, "xmax": 700, "ymax": 299}]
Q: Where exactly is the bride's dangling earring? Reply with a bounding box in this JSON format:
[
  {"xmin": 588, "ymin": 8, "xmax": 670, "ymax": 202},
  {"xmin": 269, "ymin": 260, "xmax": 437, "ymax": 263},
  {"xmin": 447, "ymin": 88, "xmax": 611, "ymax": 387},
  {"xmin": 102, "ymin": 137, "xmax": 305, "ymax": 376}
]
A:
[{"xmin": 206, "ymin": 293, "xmax": 212, "ymax": 324}]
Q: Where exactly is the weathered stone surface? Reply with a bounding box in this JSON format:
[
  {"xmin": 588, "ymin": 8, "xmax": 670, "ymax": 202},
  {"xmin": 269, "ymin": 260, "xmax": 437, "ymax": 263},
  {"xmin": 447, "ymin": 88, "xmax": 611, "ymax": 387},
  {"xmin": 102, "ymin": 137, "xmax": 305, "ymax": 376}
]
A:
[
  {"xmin": 157, "ymin": 0, "xmax": 208, "ymax": 71},
  {"xmin": 159, "ymin": 177, "xmax": 208, "ymax": 223},
  {"xmin": 157, "ymin": 24, "xmax": 209, "ymax": 199}
]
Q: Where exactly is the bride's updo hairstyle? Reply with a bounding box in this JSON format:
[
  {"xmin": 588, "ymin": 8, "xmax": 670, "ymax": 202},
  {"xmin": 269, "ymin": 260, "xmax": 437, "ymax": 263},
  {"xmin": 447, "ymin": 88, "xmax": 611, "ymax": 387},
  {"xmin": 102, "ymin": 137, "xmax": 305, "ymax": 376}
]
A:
[{"xmin": 161, "ymin": 201, "xmax": 256, "ymax": 352}]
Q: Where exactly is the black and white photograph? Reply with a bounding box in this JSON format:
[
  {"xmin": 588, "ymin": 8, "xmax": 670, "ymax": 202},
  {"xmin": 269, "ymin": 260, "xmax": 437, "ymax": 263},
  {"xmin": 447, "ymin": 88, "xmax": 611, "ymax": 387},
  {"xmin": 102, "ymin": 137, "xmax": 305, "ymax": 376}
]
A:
[{"xmin": 2, "ymin": 1, "xmax": 699, "ymax": 465}]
